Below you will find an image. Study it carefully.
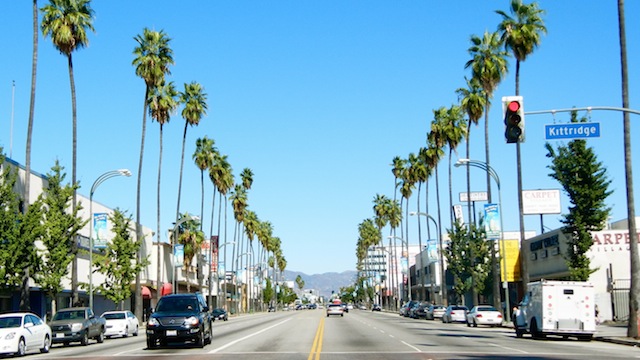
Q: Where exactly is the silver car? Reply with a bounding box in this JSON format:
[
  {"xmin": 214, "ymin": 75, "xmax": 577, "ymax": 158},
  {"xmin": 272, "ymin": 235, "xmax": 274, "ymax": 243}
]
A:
[
  {"xmin": 326, "ymin": 303, "xmax": 345, "ymax": 317},
  {"xmin": 442, "ymin": 305, "xmax": 469, "ymax": 323}
]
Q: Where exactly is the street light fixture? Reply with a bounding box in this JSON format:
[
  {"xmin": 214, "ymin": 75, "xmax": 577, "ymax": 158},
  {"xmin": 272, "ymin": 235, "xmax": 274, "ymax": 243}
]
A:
[
  {"xmin": 89, "ymin": 169, "xmax": 131, "ymax": 310},
  {"xmin": 410, "ymin": 211, "xmax": 445, "ymax": 305},
  {"xmin": 454, "ymin": 158, "xmax": 510, "ymax": 322}
]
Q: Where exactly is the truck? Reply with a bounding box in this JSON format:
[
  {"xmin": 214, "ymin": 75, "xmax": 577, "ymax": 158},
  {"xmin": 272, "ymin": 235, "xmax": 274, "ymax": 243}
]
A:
[
  {"xmin": 514, "ymin": 280, "xmax": 596, "ymax": 341},
  {"xmin": 49, "ymin": 307, "xmax": 106, "ymax": 346}
]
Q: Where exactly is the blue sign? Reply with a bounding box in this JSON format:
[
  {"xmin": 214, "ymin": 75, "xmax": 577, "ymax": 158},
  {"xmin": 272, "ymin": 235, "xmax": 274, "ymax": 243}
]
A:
[
  {"xmin": 174, "ymin": 244, "xmax": 184, "ymax": 267},
  {"xmin": 484, "ymin": 203, "xmax": 501, "ymax": 240},
  {"xmin": 545, "ymin": 123, "xmax": 600, "ymax": 140}
]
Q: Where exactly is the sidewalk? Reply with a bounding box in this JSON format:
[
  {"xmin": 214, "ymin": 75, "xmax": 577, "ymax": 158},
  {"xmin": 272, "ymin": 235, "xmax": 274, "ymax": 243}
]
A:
[{"xmin": 594, "ymin": 321, "xmax": 640, "ymax": 346}]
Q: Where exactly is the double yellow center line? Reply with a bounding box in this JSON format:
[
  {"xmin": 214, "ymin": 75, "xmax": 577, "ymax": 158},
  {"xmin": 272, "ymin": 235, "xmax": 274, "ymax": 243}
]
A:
[{"xmin": 307, "ymin": 317, "xmax": 325, "ymax": 360}]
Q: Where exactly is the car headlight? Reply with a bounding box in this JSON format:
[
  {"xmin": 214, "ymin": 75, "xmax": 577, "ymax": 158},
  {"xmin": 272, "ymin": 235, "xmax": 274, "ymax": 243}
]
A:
[
  {"xmin": 186, "ymin": 316, "xmax": 200, "ymax": 326},
  {"xmin": 4, "ymin": 332, "xmax": 16, "ymax": 340},
  {"xmin": 147, "ymin": 318, "xmax": 159, "ymax": 327},
  {"xmin": 71, "ymin": 323, "xmax": 83, "ymax": 332}
]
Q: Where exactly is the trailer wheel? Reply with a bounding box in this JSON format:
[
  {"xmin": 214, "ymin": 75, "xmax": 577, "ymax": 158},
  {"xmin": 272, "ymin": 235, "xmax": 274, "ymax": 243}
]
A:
[{"xmin": 530, "ymin": 319, "xmax": 545, "ymax": 339}]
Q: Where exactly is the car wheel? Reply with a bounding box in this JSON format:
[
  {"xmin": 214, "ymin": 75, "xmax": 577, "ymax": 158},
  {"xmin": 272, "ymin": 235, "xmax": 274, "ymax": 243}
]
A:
[
  {"xmin": 16, "ymin": 337, "xmax": 26, "ymax": 356},
  {"xmin": 147, "ymin": 338, "xmax": 156, "ymax": 349},
  {"xmin": 123, "ymin": 326, "xmax": 129, "ymax": 338},
  {"xmin": 197, "ymin": 330, "xmax": 206, "ymax": 348},
  {"xmin": 133, "ymin": 325, "xmax": 139, "ymax": 336},
  {"xmin": 41, "ymin": 334, "xmax": 51, "ymax": 353},
  {"xmin": 96, "ymin": 330, "xmax": 105, "ymax": 343},
  {"xmin": 80, "ymin": 331, "xmax": 89, "ymax": 346}
]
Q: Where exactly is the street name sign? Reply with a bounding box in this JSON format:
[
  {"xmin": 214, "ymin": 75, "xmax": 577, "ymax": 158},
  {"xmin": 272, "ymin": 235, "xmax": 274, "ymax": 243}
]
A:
[{"xmin": 545, "ymin": 122, "xmax": 600, "ymax": 140}]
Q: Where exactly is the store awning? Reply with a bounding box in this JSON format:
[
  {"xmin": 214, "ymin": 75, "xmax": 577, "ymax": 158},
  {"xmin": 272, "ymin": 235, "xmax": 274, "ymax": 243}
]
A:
[
  {"xmin": 142, "ymin": 286, "xmax": 152, "ymax": 299},
  {"xmin": 161, "ymin": 283, "xmax": 173, "ymax": 296}
]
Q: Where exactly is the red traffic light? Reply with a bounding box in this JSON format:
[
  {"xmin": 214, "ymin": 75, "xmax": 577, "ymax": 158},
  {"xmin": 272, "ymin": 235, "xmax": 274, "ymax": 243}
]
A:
[{"xmin": 507, "ymin": 101, "xmax": 520, "ymax": 112}]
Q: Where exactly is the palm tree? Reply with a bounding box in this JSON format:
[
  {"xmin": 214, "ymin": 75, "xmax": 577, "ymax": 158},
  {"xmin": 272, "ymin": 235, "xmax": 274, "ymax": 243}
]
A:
[
  {"xmin": 176, "ymin": 82, "xmax": 208, "ymax": 223},
  {"xmin": 193, "ymin": 136, "xmax": 216, "ymax": 230},
  {"xmin": 175, "ymin": 214, "xmax": 204, "ymax": 293},
  {"xmin": 497, "ymin": 0, "xmax": 546, "ymax": 291},
  {"xmin": 148, "ymin": 81, "xmax": 179, "ymax": 302},
  {"xmin": 398, "ymin": 157, "xmax": 416, "ymax": 301},
  {"xmin": 41, "ymin": 0, "xmax": 95, "ymax": 306},
  {"xmin": 465, "ymin": 30, "xmax": 509, "ymax": 205},
  {"xmin": 615, "ymin": 0, "xmax": 639, "ymax": 338},
  {"xmin": 426, "ymin": 122, "xmax": 446, "ymax": 305},
  {"xmin": 132, "ymin": 27, "xmax": 173, "ymax": 318},
  {"xmin": 440, "ymin": 105, "xmax": 466, "ymax": 228}
]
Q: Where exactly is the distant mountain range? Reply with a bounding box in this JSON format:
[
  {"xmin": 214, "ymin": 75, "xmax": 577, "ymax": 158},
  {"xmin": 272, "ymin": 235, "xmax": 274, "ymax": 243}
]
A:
[{"xmin": 284, "ymin": 270, "xmax": 357, "ymax": 299}]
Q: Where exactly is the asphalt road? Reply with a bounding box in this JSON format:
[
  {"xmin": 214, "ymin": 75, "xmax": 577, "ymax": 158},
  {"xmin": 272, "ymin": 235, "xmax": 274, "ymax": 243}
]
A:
[{"xmin": 21, "ymin": 309, "xmax": 640, "ymax": 359}]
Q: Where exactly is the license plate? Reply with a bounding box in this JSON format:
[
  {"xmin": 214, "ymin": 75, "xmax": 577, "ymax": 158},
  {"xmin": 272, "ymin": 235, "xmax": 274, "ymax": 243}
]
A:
[
  {"xmin": 166, "ymin": 330, "xmax": 177, "ymax": 336},
  {"xmin": 56, "ymin": 333, "xmax": 64, "ymax": 338}
]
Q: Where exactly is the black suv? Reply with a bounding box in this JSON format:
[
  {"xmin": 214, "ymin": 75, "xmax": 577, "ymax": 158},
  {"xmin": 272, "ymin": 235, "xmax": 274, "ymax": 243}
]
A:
[{"xmin": 146, "ymin": 293, "xmax": 212, "ymax": 348}]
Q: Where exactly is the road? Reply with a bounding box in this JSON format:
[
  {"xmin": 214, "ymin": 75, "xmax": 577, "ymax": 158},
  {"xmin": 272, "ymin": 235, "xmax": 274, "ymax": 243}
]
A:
[{"xmin": 21, "ymin": 308, "xmax": 640, "ymax": 359}]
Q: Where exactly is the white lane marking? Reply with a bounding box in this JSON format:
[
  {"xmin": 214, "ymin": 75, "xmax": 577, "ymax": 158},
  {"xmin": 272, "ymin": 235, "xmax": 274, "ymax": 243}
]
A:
[
  {"xmin": 209, "ymin": 318, "xmax": 292, "ymax": 354},
  {"xmin": 401, "ymin": 340, "xmax": 422, "ymax": 352}
]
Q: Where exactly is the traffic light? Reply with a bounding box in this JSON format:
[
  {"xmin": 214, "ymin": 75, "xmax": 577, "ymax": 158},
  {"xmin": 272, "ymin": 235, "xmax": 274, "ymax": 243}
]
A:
[{"xmin": 502, "ymin": 95, "xmax": 525, "ymax": 143}]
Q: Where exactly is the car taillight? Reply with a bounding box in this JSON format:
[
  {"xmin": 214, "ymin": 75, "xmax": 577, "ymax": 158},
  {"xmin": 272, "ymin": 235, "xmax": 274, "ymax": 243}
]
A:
[
  {"xmin": 476, "ymin": 314, "xmax": 482, "ymax": 318},
  {"xmin": 497, "ymin": 314, "xmax": 503, "ymax": 318}
]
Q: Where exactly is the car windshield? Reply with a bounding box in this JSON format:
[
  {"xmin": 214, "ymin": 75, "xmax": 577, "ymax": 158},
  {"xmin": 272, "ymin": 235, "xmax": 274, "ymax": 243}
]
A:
[
  {"xmin": 0, "ymin": 316, "xmax": 21, "ymax": 328},
  {"xmin": 102, "ymin": 313, "xmax": 126, "ymax": 320},
  {"xmin": 156, "ymin": 297, "xmax": 199, "ymax": 312},
  {"xmin": 53, "ymin": 310, "xmax": 85, "ymax": 320}
]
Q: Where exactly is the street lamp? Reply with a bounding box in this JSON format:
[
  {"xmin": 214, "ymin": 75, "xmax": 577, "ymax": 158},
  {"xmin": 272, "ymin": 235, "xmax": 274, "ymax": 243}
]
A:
[
  {"xmin": 387, "ymin": 236, "xmax": 411, "ymax": 302},
  {"xmin": 410, "ymin": 212, "xmax": 445, "ymax": 306},
  {"xmin": 89, "ymin": 169, "xmax": 131, "ymax": 310},
  {"xmin": 455, "ymin": 158, "xmax": 510, "ymax": 322},
  {"xmin": 214, "ymin": 241, "xmax": 235, "ymax": 309},
  {"xmin": 171, "ymin": 214, "xmax": 200, "ymax": 294}
]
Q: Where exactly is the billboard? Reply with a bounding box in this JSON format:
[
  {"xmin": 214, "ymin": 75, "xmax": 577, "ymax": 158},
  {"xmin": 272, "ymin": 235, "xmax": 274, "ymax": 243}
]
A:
[
  {"xmin": 500, "ymin": 239, "xmax": 521, "ymax": 282},
  {"xmin": 523, "ymin": 189, "xmax": 561, "ymax": 215}
]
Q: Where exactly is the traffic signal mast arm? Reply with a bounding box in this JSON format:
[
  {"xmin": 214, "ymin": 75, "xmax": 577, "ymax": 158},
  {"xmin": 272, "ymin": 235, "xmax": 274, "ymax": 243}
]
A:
[{"xmin": 524, "ymin": 106, "xmax": 640, "ymax": 116}]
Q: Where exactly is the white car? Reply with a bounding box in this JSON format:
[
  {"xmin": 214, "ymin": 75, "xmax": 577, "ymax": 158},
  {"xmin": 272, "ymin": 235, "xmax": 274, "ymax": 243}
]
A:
[
  {"xmin": 0, "ymin": 312, "xmax": 51, "ymax": 356},
  {"xmin": 101, "ymin": 311, "xmax": 139, "ymax": 338},
  {"xmin": 442, "ymin": 305, "xmax": 469, "ymax": 323},
  {"xmin": 466, "ymin": 305, "xmax": 503, "ymax": 327}
]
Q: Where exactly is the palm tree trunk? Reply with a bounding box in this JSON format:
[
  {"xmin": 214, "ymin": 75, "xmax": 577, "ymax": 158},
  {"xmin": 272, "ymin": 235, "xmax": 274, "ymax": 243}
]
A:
[
  {"xmin": 617, "ymin": 0, "xmax": 639, "ymax": 338},
  {"xmin": 156, "ymin": 124, "xmax": 164, "ymax": 303},
  {"xmin": 416, "ymin": 182, "xmax": 425, "ymax": 301},
  {"xmin": 68, "ymin": 53, "xmax": 79, "ymax": 306},
  {"xmin": 176, "ymin": 122, "xmax": 188, "ymax": 223},
  {"xmin": 135, "ymin": 87, "xmax": 149, "ymax": 319},
  {"xmin": 20, "ymin": 0, "xmax": 39, "ymax": 311},
  {"xmin": 435, "ymin": 166, "xmax": 447, "ymax": 306}
]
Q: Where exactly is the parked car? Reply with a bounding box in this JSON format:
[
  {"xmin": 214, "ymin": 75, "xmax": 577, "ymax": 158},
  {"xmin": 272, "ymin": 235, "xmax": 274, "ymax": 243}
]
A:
[
  {"xmin": 212, "ymin": 308, "xmax": 228, "ymax": 321},
  {"xmin": 466, "ymin": 305, "xmax": 503, "ymax": 327},
  {"xmin": 146, "ymin": 292, "xmax": 213, "ymax": 349},
  {"xmin": 50, "ymin": 307, "xmax": 106, "ymax": 346},
  {"xmin": 442, "ymin": 305, "xmax": 469, "ymax": 323},
  {"xmin": 400, "ymin": 300, "xmax": 419, "ymax": 317},
  {"xmin": 101, "ymin": 310, "xmax": 139, "ymax": 338},
  {"xmin": 425, "ymin": 305, "xmax": 446, "ymax": 320},
  {"xmin": 326, "ymin": 303, "xmax": 345, "ymax": 317},
  {"xmin": 0, "ymin": 312, "xmax": 51, "ymax": 356},
  {"xmin": 372, "ymin": 304, "xmax": 382, "ymax": 312},
  {"xmin": 411, "ymin": 303, "xmax": 429, "ymax": 319}
]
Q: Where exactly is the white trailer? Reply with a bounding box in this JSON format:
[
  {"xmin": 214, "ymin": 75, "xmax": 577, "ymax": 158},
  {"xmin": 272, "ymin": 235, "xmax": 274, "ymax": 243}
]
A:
[{"xmin": 514, "ymin": 280, "xmax": 596, "ymax": 340}]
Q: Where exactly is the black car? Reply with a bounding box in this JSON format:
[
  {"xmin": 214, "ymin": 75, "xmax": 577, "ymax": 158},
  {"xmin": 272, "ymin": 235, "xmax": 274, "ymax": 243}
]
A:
[
  {"xmin": 212, "ymin": 308, "xmax": 228, "ymax": 321},
  {"xmin": 372, "ymin": 304, "xmax": 382, "ymax": 311},
  {"xmin": 146, "ymin": 293, "xmax": 213, "ymax": 349}
]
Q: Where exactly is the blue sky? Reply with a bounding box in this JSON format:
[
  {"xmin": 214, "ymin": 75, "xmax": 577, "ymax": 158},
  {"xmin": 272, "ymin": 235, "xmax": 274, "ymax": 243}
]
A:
[{"xmin": 1, "ymin": 1, "xmax": 639, "ymax": 276}]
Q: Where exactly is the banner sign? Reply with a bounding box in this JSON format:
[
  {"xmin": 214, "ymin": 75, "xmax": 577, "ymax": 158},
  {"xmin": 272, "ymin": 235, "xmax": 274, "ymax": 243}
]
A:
[
  {"xmin": 174, "ymin": 244, "xmax": 184, "ymax": 268},
  {"xmin": 93, "ymin": 213, "xmax": 109, "ymax": 249},
  {"xmin": 484, "ymin": 203, "xmax": 501, "ymax": 240}
]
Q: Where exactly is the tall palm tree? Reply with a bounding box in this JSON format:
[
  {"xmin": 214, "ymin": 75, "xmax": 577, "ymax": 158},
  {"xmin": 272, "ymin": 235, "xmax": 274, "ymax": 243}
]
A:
[
  {"xmin": 193, "ymin": 136, "xmax": 216, "ymax": 230},
  {"xmin": 465, "ymin": 30, "xmax": 509, "ymax": 205},
  {"xmin": 497, "ymin": 0, "xmax": 546, "ymax": 291},
  {"xmin": 440, "ymin": 105, "xmax": 466, "ymax": 228},
  {"xmin": 176, "ymin": 82, "xmax": 208, "ymax": 222},
  {"xmin": 399, "ymin": 158, "xmax": 416, "ymax": 301},
  {"xmin": 41, "ymin": 0, "xmax": 95, "ymax": 306},
  {"xmin": 148, "ymin": 81, "xmax": 179, "ymax": 303},
  {"xmin": 132, "ymin": 28, "xmax": 173, "ymax": 318},
  {"xmin": 615, "ymin": 0, "xmax": 639, "ymax": 338}
]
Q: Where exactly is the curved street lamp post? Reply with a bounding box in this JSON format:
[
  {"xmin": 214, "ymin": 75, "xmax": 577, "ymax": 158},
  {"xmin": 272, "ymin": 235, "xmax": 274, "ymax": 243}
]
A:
[
  {"xmin": 89, "ymin": 169, "xmax": 131, "ymax": 310},
  {"xmin": 455, "ymin": 158, "xmax": 510, "ymax": 323}
]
